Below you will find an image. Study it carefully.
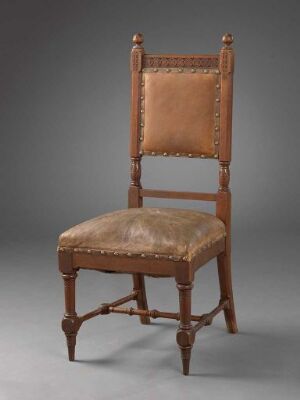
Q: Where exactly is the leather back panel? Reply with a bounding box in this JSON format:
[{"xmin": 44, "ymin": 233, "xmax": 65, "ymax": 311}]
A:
[{"xmin": 140, "ymin": 68, "xmax": 221, "ymax": 158}]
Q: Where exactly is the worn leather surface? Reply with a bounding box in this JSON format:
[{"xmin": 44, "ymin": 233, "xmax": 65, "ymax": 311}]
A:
[
  {"xmin": 59, "ymin": 208, "xmax": 225, "ymax": 261},
  {"xmin": 142, "ymin": 72, "xmax": 217, "ymax": 156}
]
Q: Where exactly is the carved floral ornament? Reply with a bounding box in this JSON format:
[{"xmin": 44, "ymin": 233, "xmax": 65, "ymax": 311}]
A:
[{"xmin": 143, "ymin": 55, "xmax": 219, "ymax": 69}]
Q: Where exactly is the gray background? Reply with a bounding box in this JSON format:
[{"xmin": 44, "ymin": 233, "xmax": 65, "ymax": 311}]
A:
[{"xmin": 0, "ymin": 1, "xmax": 299, "ymax": 399}]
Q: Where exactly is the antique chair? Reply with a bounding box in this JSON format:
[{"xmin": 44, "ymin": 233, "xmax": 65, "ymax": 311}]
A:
[{"xmin": 57, "ymin": 32, "xmax": 238, "ymax": 375}]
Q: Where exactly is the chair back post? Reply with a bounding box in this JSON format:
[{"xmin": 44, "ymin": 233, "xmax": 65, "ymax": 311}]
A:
[
  {"xmin": 216, "ymin": 33, "xmax": 234, "ymax": 254},
  {"xmin": 128, "ymin": 33, "xmax": 144, "ymax": 208}
]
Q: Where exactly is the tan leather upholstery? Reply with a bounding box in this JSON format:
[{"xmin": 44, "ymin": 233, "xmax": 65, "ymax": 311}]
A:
[
  {"xmin": 141, "ymin": 70, "xmax": 219, "ymax": 157},
  {"xmin": 58, "ymin": 208, "xmax": 225, "ymax": 262}
]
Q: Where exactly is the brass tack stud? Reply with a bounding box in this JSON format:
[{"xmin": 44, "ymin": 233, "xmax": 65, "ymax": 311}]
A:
[
  {"xmin": 153, "ymin": 68, "xmax": 158, "ymax": 72},
  {"xmin": 216, "ymin": 70, "xmax": 221, "ymax": 74},
  {"xmin": 216, "ymin": 84, "xmax": 220, "ymax": 89},
  {"xmin": 140, "ymin": 109, "xmax": 144, "ymax": 113},
  {"xmin": 204, "ymin": 69, "xmax": 208, "ymax": 73},
  {"xmin": 114, "ymin": 252, "xmax": 119, "ymax": 256},
  {"xmin": 74, "ymin": 248, "xmax": 79, "ymax": 252},
  {"xmin": 151, "ymin": 151, "xmax": 156, "ymax": 156},
  {"xmin": 139, "ymin": 150, "xmax": 143, "ymax": 155},
  {"xmin": 176, "ymin": 153, "xmax": 180, "ymax": 157},
  {"xmin": 139, "ymin": 136, "xmax": 143, "ymax": 141},
  {"xmin": 100, "ymin": 250, "xmax": 105, "ymax": 255},
  {"xmin": 127, "ymin": 252, "xmax": 132, "ymax": 257},
  {"xmin": 178, "ymin": 68, "xmax": 183, "ymax": 72},
  {"xmin": 87, "ymin": 249, "xmax": 91, "ymax": 254},
  {"xmin": 214, "ymin": 140, "xmax": 219, "ymax": 145},
  {"xmin": 141, "ymin": 82, "xmax": 144, "ymax": 86},
  {"xmin": 141, "ymin": 253, "xmax": 146, "ymax": 258},
  {"xmin": 215, "ymin": 126, "xmax": 219, "ymax": 131},
  {"xmin": 200, "ymin": 154, "xmax": 205, "ymax": 158},
  {"xmin": 140, "ymin": 122, "xmax": 144, "ymax": 127},
  {"xmin": 166, "ymin": 68, "xmax": 171, "ymax": 72},
  {"xmin": 163, "ymin": 152, "xmax": 168, "ymax": 156},
  {"xmin": 216, "ymin": 98, "xmax": 220, "ymax": 102},
  {"xmin": 155, "ymin": 254, "xmax": 160, "ymax": 259},
  {"xmin": 140, "ymin": 96, "xmax": 144, "ymax": 100},
  {"xmin": 215, "ymin": 112, "xmax": 220, "ymax": 117},
  {"xmin": 188, "ymin": 153, "xmax": 193, "ymax": 158},
  {"xmin": 214, "ymin": 154, "xmax": 218, "ymax": 158},
  {"xmin": 191, "ymin": 68, "xmax": 196, "ymax": 73}
]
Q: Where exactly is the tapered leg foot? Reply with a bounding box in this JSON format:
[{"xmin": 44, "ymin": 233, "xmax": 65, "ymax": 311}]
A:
[
  {"xmin": 66, "ymin": 333, "xmax": 76, "ymax": 361},
  {"xmin": 180, "ymin": 346, "xmax": 192, "ymax": 375},
  {"xmin": 140, "ymin": 316, "xmax": 150, "ymax": 324},
  {"xmin": 132, "ymin": 274, "xmax": 150, "ymax": 325},
  {"xmin": 217, "ymin": 253, "xmax": 238, "ymax": 334},
  {"xmin": 224, "ymin": 300, "xmax": 238, "ymax": 333}
]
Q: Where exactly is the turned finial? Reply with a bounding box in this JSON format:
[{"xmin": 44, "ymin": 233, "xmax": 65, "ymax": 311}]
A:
[
  {"xmin": 222, "ymin": 33, "xmax": 233, "ymax": 47},
  {"xmin": 132, "ymin": 32, "xmax": 144, "ymax": 48}
]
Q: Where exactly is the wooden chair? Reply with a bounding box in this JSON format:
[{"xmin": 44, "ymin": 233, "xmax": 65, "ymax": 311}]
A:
[{"xmin": 57, "ymin": 32, "xmax": 238, "ymax": 375}]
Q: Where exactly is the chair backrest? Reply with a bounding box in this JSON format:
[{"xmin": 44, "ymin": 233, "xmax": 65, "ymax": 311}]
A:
[{"xmin": 128, "ymin": 33, "xmax": 234, "ymax": 241}]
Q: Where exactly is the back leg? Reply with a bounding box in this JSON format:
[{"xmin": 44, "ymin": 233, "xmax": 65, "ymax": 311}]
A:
[
  {"xmin": 217, "ymin": 253, "xmax": 238, "ymax": 333},
  {"xmin": 132, "ymin": 273, "xmax": 150, "ymax": 325}
]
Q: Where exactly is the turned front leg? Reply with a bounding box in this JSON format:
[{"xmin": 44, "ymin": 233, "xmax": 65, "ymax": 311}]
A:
[
  {"xmin": 176, "ymin": 282, "xmax": 195, "ymax": 375},
  {"xmin": 61, "ymin": 272, "xmax": 79, "ymax": 361}
]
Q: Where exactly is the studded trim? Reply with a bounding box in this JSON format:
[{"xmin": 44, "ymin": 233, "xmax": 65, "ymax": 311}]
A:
[
  {"xmin": 139, "ymin": 151, "xmax": 218, "ymax": 159},
  {"xmin": 57, "ymin": 233, "xmax": 226, "ymax": 263},
  {"xmin": 138, "ymin": 68, "xmax": 221, "ymax": 159}
]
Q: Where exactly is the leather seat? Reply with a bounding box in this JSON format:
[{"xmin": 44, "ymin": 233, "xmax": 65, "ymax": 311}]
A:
[{"xmin": 58, "ymin": 208, "xmax": 226, "ymax": 263}]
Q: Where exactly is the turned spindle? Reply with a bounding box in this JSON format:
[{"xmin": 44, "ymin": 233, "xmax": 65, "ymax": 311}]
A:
[
  {"xmin": 61, "ymin": 272, "xmax": 79, "ymax": 361},
  {"xmin": 218, "ymin": 161, "xmax": 230, "ymax": 192},
  {"xmin": 130, "ymin": 157, "xmax": 141, "ymax": 187},
  {"xmin": 176, "ymin": 282, "xmax": 195, "ymax": 375}
]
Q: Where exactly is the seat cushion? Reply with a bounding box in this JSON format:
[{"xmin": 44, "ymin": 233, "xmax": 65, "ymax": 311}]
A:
[{"xmin": 58, "ymin": 208, "xmax": 225, "ymax": 263}]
